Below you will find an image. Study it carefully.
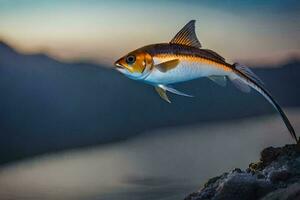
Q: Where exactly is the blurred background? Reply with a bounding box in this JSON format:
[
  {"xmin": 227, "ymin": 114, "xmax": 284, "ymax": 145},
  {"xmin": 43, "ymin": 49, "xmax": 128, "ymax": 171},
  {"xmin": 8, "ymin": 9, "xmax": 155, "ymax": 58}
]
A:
[{"xmin": 0, "ymin": 0, "xmax": 299, "ymax": 199}]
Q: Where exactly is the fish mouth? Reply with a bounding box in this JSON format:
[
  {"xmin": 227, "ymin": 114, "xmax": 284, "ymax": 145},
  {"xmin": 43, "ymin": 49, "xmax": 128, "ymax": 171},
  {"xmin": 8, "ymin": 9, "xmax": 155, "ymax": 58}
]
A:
[
  {"xmin": 115, "ymin": 63, "xmax": 123, "ymax": 69},
  {"xmin": 115, "ymin": 61, "xmax": 133, "ymax": 74},
  {"xmin": 115, "ymin": 62, "xmax": 127, "ymax": 73}
]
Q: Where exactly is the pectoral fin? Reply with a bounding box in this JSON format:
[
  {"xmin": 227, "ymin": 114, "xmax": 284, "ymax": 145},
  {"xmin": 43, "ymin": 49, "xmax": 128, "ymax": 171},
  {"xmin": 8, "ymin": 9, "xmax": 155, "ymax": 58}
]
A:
[
  {"xmin": 155, "ymin": 59, "xmax": 180, "ymax": 73},
  {"xmin": 208, "ymin": 76, "xmax": 227, "ymax": 87},
  {"xmin": 155, "ymin": 86, "xmax": 171, "ymax": 103}
]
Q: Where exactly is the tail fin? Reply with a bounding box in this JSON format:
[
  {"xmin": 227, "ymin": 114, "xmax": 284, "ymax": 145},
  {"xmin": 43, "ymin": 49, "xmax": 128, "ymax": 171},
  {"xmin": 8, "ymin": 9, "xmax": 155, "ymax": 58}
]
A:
[{"xmin": 233, "ymin": 63, "xmax": 298, "ymax": 143}]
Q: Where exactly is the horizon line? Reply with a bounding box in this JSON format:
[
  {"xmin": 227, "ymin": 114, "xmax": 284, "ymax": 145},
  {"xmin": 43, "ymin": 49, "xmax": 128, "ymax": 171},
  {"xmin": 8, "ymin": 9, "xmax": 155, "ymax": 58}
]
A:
[{"xmin": 1, "ymin": 38, "xmax": 300, "ymax": 68}]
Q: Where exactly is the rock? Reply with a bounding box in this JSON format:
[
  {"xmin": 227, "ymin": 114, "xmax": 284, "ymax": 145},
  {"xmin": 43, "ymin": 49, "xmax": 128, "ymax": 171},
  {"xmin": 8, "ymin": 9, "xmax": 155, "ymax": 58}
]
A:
[
  {"xmin": 268, "ymin": 169, "xmax": 290, "ymax": 183},
  {"xmin": 184, "ymin": 144, "xmax": 300, "ymax": 200},
  {"xmin": 261, "ymin": 183, "xmax": 300, "ymax": 200},
  {"xmin": 260, "ymin": 147, "xmax": 281, "ymax": 167}
]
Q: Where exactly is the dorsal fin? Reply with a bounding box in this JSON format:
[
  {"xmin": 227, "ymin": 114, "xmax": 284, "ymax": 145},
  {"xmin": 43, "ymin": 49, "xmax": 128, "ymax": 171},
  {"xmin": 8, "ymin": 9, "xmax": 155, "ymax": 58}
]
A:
[{"xmin": 170, "ymin": 20, "xmax": 202, "ymax": 48}]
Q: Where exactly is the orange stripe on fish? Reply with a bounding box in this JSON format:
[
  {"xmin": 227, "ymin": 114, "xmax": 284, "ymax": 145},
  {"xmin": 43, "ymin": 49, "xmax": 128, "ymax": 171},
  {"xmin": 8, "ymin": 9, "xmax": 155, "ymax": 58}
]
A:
[{"xmin": 153, "ymin": 53, "xmax": 233, "ymax": 72}]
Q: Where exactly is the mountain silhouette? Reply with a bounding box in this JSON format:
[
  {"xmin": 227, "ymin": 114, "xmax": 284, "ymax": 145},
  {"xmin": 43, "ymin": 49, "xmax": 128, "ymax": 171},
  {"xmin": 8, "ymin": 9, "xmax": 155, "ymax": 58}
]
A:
[{"xmin": 0, "ymin": 41, "xmax": 299, "ymax": 164}]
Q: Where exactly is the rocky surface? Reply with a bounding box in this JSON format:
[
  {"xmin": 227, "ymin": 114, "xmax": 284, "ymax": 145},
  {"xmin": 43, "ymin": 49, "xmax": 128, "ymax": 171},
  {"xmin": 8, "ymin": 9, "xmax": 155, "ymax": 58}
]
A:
[{"xmin": 185, "ymin": 143, "xmax": 300, "ymax": 200}]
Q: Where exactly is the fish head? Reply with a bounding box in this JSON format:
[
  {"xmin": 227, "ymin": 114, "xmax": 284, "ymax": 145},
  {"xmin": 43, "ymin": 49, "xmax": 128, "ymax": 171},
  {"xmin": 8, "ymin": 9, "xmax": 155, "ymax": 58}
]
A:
[{"xmin": 114, "ymin": 50, "xmax": 153, "ymax": 80}]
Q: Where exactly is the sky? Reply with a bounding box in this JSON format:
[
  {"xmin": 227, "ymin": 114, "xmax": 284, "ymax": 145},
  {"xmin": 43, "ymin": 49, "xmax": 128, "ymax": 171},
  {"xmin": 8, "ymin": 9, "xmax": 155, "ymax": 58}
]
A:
[{"xmin": 0, "ymin": 0, "xmax": 299, "ymax": 66}]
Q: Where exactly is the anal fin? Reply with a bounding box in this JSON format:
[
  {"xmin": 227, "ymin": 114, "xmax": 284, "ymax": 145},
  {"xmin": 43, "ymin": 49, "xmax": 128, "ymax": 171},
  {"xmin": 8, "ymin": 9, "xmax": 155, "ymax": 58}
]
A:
[
  {"xmin": 155, "ymin": 86, "xmax": 171, "ymax": 103},
  {"xmin": 208, "ymin": 76, "xmax": 227, "ymax": 87},
  {"xmin": 159, "ymin": 85, "xmax": 193, "ymax": 97},
  {"xmin": 154, "ymin": 85, "xmax": 193, "ymax": 103}
]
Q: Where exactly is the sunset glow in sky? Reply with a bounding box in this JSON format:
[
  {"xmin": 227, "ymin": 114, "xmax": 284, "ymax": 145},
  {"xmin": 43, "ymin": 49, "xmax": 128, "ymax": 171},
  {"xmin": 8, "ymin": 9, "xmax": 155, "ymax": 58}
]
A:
[{"xmin": 0, "ymin": 0, "xmax": 299, "ymax": 66}]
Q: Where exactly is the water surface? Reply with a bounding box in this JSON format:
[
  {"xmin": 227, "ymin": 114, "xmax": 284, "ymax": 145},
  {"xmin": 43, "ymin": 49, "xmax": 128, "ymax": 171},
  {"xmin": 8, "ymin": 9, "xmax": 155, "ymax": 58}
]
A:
[{"xmin": 0, "ymin": 109, "xmax": 299, "ymax": 200}]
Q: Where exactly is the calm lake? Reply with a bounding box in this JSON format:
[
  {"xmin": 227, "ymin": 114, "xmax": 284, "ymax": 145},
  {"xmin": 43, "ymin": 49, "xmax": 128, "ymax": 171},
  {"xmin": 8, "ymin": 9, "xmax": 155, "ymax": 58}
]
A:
[{"xmin": 0, "ymin": 109, "xmax": 298, "ymax": 200}]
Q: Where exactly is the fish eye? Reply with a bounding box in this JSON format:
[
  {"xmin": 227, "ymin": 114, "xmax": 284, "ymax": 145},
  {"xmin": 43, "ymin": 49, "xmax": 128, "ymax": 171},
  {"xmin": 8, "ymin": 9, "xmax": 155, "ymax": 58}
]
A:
[{"xmin": 126, "ymin": 55, "xmax": 136, "ymax": 64}]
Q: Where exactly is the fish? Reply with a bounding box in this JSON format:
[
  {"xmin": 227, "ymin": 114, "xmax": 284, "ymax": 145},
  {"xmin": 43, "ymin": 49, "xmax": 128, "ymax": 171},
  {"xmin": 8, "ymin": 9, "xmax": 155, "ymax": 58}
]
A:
[{"xmin": 114, "ymin": 20, "xmax": 298, "ymax": 143}]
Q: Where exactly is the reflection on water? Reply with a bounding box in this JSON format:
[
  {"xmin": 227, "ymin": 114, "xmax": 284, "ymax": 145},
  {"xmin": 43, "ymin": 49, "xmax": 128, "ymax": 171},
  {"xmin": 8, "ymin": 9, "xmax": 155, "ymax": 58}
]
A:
[{"xmin": 0, "ymin": 109, "xmax": 299, "ymax": 200}]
